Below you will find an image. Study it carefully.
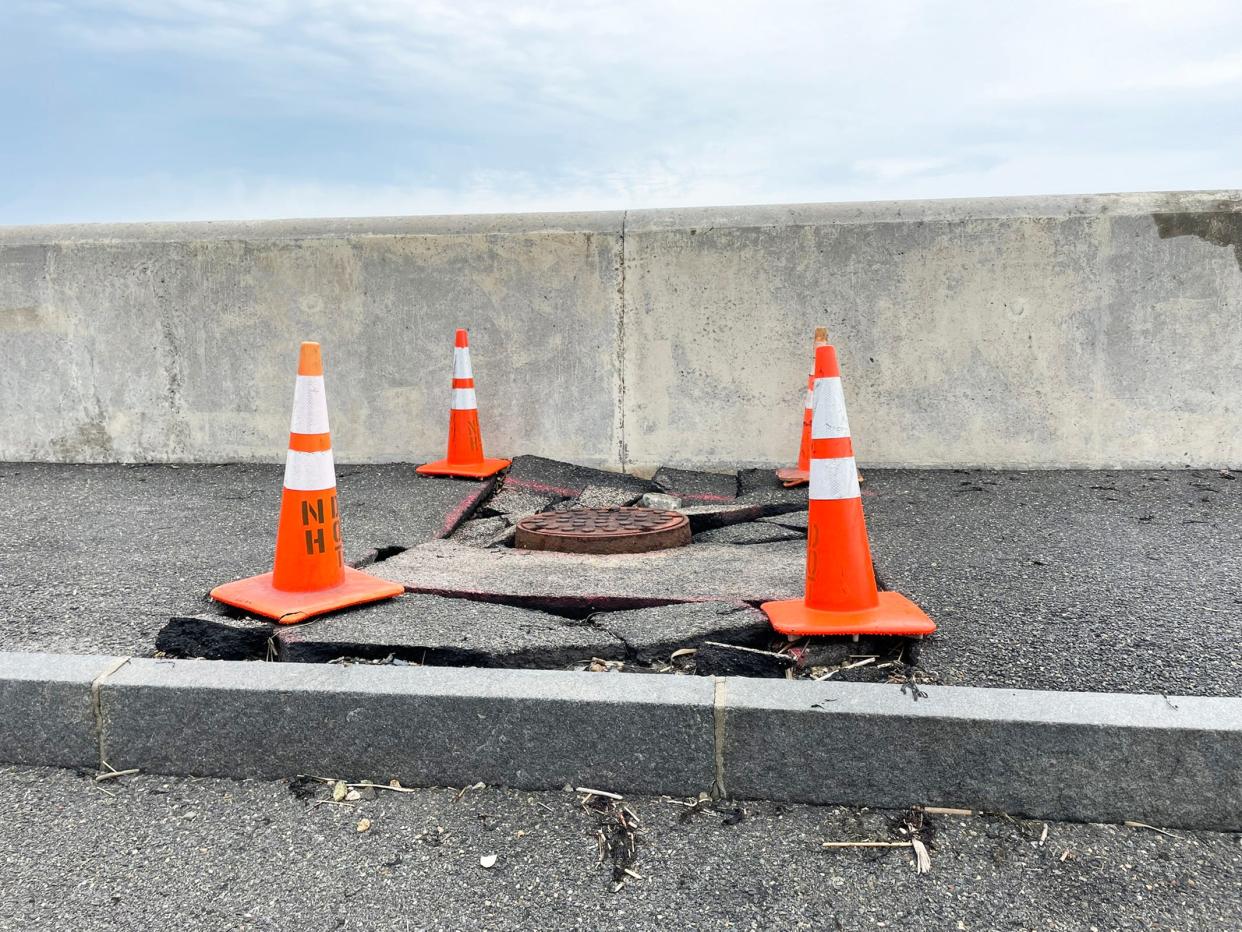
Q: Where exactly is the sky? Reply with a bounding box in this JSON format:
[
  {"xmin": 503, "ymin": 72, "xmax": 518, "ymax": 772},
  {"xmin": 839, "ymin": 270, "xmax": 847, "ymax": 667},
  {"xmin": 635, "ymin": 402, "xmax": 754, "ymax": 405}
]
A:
[{"xmin": 2, "ymin": 0, "xmax": 1241, "ymax": 224}]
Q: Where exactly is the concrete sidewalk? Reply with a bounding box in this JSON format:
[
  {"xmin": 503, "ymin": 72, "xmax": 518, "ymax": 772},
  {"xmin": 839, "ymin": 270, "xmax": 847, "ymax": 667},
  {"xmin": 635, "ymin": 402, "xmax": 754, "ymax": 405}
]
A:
[{"xmin": 1, "ymin": 463, "xmax": 1238, "ymax": 696}]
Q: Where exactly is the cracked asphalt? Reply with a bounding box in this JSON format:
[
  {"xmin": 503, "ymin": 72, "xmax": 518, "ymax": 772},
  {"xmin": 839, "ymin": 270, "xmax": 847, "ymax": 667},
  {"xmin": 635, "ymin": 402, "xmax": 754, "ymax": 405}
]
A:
[
  {"xmin": 2, "ymin": 765, "xmax": 1238, "ymax": 931},
  {"xmin": 0, "ymin": 464, "xmax": 1238, "ymax": 696}
]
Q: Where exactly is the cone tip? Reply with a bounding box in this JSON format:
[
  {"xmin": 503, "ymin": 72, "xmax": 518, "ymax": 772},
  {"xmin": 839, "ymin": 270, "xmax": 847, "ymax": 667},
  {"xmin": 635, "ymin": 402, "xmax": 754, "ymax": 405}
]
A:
[
  {"xmin": 814, "ymin": 326, "xmax": 829, "ymax": 345},
  {"xmin": 455, "ymin": 328, "xmax": 469, "ymax": 348},
  {"xmin": 298, "ymin": 342, "xmax": 323, "ymax": 376}
]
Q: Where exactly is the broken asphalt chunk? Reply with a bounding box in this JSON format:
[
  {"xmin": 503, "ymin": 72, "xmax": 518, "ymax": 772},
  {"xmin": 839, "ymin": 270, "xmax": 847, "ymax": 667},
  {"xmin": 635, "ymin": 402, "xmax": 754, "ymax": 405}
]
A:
[
  {"xmin": 275, "ymin": 593, "xmax": 626, "ymax": 667},
  {"xmin": 481, "ymin": 487, "xmax": 562, "ymax": 523},
  {"xmin": 757, "ymin": 510, "xmax": 809, "ymax": 532},
  {"xmin": 572, "ymin": 485, "xmax": 644, "ymax": 509},
  {"xmin": 337, "ymin": 468, "xmax": 497, "ymax": 564},
  {"xmin": 734, "ymin": 468, "xmax": 808, "ymax": 514},
  {"xmin": 677, "ymin": 502, "xmax": 768, "ymax": 533},
  {"xmin": 692, "ymin": 522, "xmax": 804, "ymax": 545},
  {"xmin": 652, "ymin": 467, "xmax": 738, "ymax": 503},
  {"xmin": 502, "ymin": 455, "xmax": 652, "ymax": 499},
  {"xmin": 371, "ymin": 539, "xmax": 804, "ymax": 612},
  {"xmin": 450, "ymin": 516, "xmax": 513, "ymax": 548},
  {"xmin": 639, "ymin": 492, "xmax": 683, "ymax": 510},
  {"xmin": 592, "ymin": 601, "xmax": 772, "ymax": 663}
]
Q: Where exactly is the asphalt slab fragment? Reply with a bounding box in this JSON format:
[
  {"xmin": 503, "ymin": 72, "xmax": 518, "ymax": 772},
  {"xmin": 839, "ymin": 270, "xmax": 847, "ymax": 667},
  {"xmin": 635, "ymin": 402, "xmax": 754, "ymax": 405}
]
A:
[{"xmin": 274, "ymin": 593, "xmax": 625, "ymax": 666}]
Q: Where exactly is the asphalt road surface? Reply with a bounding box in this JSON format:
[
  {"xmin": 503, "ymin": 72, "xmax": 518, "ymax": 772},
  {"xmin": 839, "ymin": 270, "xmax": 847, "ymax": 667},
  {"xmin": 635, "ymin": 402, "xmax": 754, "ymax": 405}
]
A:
[
  {"xmin": 1, "ymin": 765, "xmax": 1238, "ymax": 931},
  {"xmin": 1, "ymin": 464, "xmax": 1238, "ymax": 696}
]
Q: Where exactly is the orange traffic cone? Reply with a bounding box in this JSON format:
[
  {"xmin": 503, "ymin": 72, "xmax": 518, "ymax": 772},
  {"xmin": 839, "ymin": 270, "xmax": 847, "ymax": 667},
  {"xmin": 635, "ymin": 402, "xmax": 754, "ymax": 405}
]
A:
[
  {"xmin": 211, "ymin": 342, "xmax": 404, "ymax": 624},
  {"xmin": 775, "ymin": 375, "xmax": 814, "ymax": 487},
  {"xmin": 762, "ymin": 339, "xmax": 935, "ymax": 637},
  {"xmin": 776, "ymin": 327, "xmax": 829, "ymax": 488},
  {"xmin": 416, "ymin": 329, "xmax": 511, "ymax": 479}
]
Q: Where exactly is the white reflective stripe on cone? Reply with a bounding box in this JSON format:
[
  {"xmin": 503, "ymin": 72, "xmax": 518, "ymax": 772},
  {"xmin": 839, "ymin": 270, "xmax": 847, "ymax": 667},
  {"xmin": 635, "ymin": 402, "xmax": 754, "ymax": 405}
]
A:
[
  {"xmin": 811, "ymin": 376, "xmax": 850, "ymax": 439},
  {"xmin": 810, "ymin": 456, "xmax": 861, "ymax": 501},
  {"xmin": 289, "ymin": 376, "xmax": 330, "ymax": 434},
  {"xmin": 451, "ymin": 388, "xmax": 478, "ymax": 410},
  {"xmin": 453, "ymin": 347, "xmax": 473, "ymax": 380},
  {"xmin": 283, "ymin": 449, "xmax": 337, "ymax": 491}
]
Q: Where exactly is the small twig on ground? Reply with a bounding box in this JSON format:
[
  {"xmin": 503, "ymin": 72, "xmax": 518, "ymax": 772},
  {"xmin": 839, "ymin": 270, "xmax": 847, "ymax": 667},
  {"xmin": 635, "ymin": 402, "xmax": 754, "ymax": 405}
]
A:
[
  {"xmin": 95, "ymin": 767, "xmax": 139, "ymax": 782},
  {"xmin": 577, "ymin": 787, "xmax": 623, "ymax": 801},
  {"xmin": 308, "ymin": 776, "xmax": 422, "ymax": 795},
  {"xmin": 1125, "ymin": 821, "xmax": 1180, "ymax": 838},
  {"xmin": 307, "ymin": 800, "xmax": 356, "ymax": 812},
  {"xmin": 454, "ymin": 781, "xmax": 486, "ymax": 802},
  {"xmin": 822, "ymin": 840, "xmax": 914, "ymax": 848},
  {"xmin": 919, "ymin": 806, "xmax": 974, "ymax": 817}
]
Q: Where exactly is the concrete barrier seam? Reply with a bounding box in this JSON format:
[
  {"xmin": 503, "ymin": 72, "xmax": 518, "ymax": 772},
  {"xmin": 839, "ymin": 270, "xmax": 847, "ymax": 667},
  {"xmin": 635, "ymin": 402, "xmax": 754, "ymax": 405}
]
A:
[
  {"xmin": 711, "ymin": 676, "xmax": 728, "ymax": 799},
  {"xmin": 90, "ymin": 656, "xmax": 132, "ymax": 771}
]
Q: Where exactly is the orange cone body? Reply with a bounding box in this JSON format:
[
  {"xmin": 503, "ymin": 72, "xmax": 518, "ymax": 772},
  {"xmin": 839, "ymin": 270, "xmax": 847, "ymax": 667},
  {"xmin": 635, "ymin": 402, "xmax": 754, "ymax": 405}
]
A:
[
  {"xmin": 210, "ymin": 342, "xmax": 404, "ymax": 624},
  {"xmin": 776, "ymin": 327, "xmax": 829, "ymax": 488},
  {"xmin": 775, "ymin": 375, "xmax": 814, "ymax": 487},
  {"xmin": 416, "ymin": 329, "xmax": 511, "ymax": 479},
  {"xmin": 762, "ymin": 342, "xmax": 935, "ymax": 637}
]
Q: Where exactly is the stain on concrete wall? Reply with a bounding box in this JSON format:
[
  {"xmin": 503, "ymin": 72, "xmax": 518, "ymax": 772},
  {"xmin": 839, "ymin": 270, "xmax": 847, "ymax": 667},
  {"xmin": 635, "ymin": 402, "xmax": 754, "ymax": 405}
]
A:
[{"xmin": 1153, "ymin": 208, "xmax": 1242, "ymax": 270}]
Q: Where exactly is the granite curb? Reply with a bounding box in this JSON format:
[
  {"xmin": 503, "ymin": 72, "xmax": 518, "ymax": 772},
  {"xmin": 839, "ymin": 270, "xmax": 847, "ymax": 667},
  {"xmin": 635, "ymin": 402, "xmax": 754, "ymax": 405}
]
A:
[{"xmin": 2, "ymin": 651, "xmax": 1238, "ymax": 829}]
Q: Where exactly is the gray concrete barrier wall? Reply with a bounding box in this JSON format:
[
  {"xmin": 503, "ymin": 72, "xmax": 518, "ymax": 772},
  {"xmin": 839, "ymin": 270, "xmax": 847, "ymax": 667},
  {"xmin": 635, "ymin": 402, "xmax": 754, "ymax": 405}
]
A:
[{"xmin": 2, "ymin": 191, "xmax": 1239, "ymax": 469}]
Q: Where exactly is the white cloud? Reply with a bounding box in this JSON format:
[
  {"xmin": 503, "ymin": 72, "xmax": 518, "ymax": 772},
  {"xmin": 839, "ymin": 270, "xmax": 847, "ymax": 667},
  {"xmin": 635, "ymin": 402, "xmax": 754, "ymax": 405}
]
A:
[{"xmin": 8, "ymin": 0, "xmax": 1242, "ymax": 221}]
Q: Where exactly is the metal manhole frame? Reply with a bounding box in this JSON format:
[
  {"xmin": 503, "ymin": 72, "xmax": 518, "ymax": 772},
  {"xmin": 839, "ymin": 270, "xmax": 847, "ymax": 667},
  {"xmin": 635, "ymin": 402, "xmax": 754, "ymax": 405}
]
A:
[{"xmin": 514, "ymin": 506, "xmax": 691, "ymax": 555}]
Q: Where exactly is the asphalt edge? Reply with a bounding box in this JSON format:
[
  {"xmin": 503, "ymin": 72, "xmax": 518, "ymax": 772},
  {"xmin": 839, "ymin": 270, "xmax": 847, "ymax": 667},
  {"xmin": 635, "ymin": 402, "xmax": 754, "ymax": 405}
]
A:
[{"xmin": 1, "ymin": 651, "xmax": 1238, "ymax": 830}]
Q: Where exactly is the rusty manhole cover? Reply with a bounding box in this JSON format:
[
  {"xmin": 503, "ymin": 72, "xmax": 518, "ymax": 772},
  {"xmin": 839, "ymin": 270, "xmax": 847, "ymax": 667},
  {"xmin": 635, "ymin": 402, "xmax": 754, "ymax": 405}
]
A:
[{"xmin": 515, "ymin": 507, "xmax": 690, "ymax": 554}]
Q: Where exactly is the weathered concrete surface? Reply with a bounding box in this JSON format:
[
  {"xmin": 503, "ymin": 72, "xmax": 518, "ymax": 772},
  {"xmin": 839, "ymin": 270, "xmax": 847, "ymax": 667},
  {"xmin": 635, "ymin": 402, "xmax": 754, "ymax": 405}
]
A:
[
  {"xmin": 4, "ymin": 192, "xmax": 1241, "ymax": 469},
  {"xmin": 100, "ymin": 659, "xmax": 716, "ymax": 795},
  {"xmin": 0, "ymin": 213, "xmax": 624, "ymax": 466},
  {"xmin": 372, "ymin": 538, "xmax": 805, "ymax": 613},
  {"xmin": 623, "ymin": 192, "xmax": 1242, "ymax": 469},
  {"xmin": 0, "ymin": 652, "xmax": 122, "ymax": 770},
  {"xmin": 10, "ymin": 650, "xmax": 1238, "ymax": 830},
  {"xmin": 722, "ymin": 678, "xmax": 1242, "ymax": 830},
  {"xmin": 275, "ymin": 594, "xmax": 625, "ymax": 667}
]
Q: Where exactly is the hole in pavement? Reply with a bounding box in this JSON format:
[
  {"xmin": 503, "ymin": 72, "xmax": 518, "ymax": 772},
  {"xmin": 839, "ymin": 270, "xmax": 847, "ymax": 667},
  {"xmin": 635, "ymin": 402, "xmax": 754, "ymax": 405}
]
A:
[
  {"xmin": 153, "ymin": 462, "xmax": 928, "ymax": 682},
  {"xmin": 370, "ymin": 545, "xmax": 408, "ymax": 564},
  {"xmin": 156, "ymin": 591, "xmax": 935, "ymax": 685}
]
